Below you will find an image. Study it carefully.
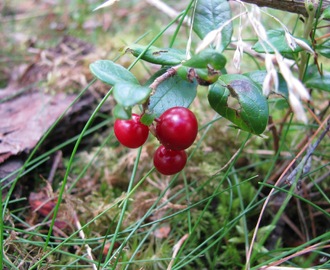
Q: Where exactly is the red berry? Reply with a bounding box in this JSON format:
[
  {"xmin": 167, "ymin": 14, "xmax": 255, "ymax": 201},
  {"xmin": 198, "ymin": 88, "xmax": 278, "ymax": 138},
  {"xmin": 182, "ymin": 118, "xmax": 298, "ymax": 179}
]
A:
[
  {"xmin": 114, "ymin": 114, "xmax": 149, "ymax": 148},
  {"xmin": 156, "ymin": 107, "xmax": 198, "ymax": 150},
  {"xmin": 153, "ymin": 145, "xmax": 187, "ymax": 175}
]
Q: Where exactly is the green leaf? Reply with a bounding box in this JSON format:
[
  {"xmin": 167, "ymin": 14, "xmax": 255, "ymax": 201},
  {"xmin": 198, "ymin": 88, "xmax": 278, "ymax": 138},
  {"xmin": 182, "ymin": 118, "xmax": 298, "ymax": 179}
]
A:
[
  {"xmin": 113, "ymin": 82, "xmax": 151, "ymax": 107},
  {"xmin": 208, "ymin": 74, "xmax": 269, "ymax": 134},
  {"xmin": 148, "ymin": 75, "xmax": 197, "ymax": 116},
  {"xmin": 140, "ymin": 112, "xmax": 157, "ymax": 126},
  {"xmin": 182, "ymin": 49, "xmax": 227, "ymax": 70},
  {"xmin": 305, "ymin": 73, "xmax": 330, "ymax": 92},
  {"xmin": 322, "ymin": 6, "xmax": 330, "ymax": 19},
  {"xmin": 193, "ymin": 0, "xmax": 233, "ymax": 52},
  {"xmin": 90, "ymin": 60, "xmax": 138, "ymax": 85},
  {"xmin": 316, "ymin": 39, "xmax": 330, "ymax": 58},
  {"xmin": 124, "ymin": 44, "xmax": 186, "ymax": 66},
  {"xmin": 113, "ymin": 104, "xmax": 132, "ymax": 120},
  {"xmin": 252, "ymin": 30, "xmax": 310, "ymax": 54}
]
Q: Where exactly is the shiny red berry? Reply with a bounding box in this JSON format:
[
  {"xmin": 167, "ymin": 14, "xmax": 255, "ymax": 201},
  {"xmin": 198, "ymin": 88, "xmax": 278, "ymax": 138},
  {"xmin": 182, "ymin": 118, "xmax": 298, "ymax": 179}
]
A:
[
  {"xmin": 153, "ymin": 145, "xmax": 187, "ymax": 175},
  {"xmin": 156, "ymin": 107, "xmax": 198, "ymax": 150},
  {"xmin": 114, "ymin": 114, "xmax": 149, "ymax": 148}
]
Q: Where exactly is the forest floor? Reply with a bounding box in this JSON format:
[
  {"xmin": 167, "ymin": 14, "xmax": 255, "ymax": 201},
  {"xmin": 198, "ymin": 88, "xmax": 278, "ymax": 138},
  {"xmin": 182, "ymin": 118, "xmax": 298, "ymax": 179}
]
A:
[{"xmin": 1, "ymin": 1, "xmax": 329, "ymax": 269}]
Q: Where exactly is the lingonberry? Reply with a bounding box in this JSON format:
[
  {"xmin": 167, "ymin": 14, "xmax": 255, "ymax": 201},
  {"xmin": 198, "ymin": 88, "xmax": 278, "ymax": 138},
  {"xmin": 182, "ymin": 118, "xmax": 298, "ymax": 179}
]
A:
[
  {"xmin": 153, "ymin": 145, "xmax": 187, "ymax": 175},
  {"xmin": 114, "ymin": 114, "xmax": 149, "ymax": 148},
  {"xmin": 156, "ymin": 107, "xmax": 198, "ymax": 150}
]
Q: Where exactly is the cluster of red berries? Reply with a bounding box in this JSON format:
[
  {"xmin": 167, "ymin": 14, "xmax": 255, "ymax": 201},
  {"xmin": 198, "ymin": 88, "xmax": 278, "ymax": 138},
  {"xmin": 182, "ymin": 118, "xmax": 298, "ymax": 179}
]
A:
[{"xmin": 114, "ymin": 107, "xmax": 198, "ymax": 175}]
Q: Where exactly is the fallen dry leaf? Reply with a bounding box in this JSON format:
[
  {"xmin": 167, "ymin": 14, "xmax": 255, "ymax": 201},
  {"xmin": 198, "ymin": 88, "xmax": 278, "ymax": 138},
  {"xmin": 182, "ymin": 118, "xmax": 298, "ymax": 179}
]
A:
[{"xmin": 28, "ymin": 184, "xmax": 74, "ymax": 230}]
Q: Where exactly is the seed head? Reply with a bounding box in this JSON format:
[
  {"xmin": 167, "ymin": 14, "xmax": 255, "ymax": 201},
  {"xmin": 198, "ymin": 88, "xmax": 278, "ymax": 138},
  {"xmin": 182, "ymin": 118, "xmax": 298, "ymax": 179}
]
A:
[{"xmin": 289, "ymin": 92, "xmax": 308, "ymax": 123}]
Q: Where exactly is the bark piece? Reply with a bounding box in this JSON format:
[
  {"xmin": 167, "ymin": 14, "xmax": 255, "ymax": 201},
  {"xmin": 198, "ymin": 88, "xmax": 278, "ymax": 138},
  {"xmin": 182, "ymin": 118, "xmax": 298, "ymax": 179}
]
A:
[
  {"xmin": 0, "ymin": 92, "xmax": 75, "ymax": 162},
  {"xmin": 238, "ymin": 0, "xmax": 330, "ymax": 18}
]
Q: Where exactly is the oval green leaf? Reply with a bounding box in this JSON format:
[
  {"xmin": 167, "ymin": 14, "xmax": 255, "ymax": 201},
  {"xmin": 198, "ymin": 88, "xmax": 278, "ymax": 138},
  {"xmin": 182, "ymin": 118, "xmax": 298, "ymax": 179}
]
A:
[
  {"xmin": 90, "ymin": 60, "xmax": 138, "ymax": 86},
  {"xmin": 183, "ymin": 49, "xmax": 227, "ymax": 70},
  {"xmin": 316, "ymin": 39, "xmax": 330, "ymax": 58},
  {"xmin": 148, "ymin": 75, "xmax": 197, "ymax": 117},
  {"xmin": 193, "ymin": 0, "xmax": 233, "ymax": 52},
  {"xmin": 113, "ymin": 82, "xmax": 151, "ymax": 107},
  {"xmin": 124, "ymin": 44, "xmax": 186, "ymax": 66},
  {"xmin": 252, "ymin": 30, "xmax": 310, "ymax": 54},
  {"xmin": 140, "ymin": 112, "xmax": 157, "ymax": 126},
  {"xmin": 113, "ymin": 104, "xmax": 132, "ymax": 120},
  {"xmin": 305, "ymin": 73, "xmax": 330, "ymax": 92},
  {"xmin": 208, "ymin": 74, "xmax": 269, "ymax": 134},
  {"xmin": 322, "ymin": 6, "xmax": 330, "ymax": 19}
]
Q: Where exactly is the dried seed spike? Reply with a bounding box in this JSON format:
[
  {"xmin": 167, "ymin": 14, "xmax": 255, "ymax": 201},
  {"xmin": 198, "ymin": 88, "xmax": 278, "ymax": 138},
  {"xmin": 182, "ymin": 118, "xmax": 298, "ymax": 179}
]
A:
[
  {"xmin": 233, "ymin": 37, "xmax": 244, "ymax": 71},
  {"xmin": 249, "ymin": 14, "xmax": 267, "ymax": 41},
  {"xmin": 271, "ymin": 69, "xmax": 279, "ymax": 93},
  {"xmin": 262, "ymin": 69, "xmax": 279, "ymax": 96},
  {"xmin": 289, "ymin": 92, "xmax": 308, "ymax": 123},
  {"xmin": 293, "ymin": 37, "xmax": 315, "ymax": 55},
  {"xmin": 291, "ymin": 77, "xmax": 310, "ymax": 101},
  {"xmin": 196, "ymin": 29, "xmax": 220, "ymax": 54},
  {"xmin": 276, "ymin": 55, "xmax": 293, "ymax": 87},
  {"xmin": 285, "ymin": 31, "xmax": 297, "ymax": 51},
  {"xmin": 93, "ymin": 0, "xmax": 120, "ymax": 11},
  {"xmin": 215, "ymin": 31, "xmax": 223, "ymax": 52},
  {"xmin": 233, "ymin": 47, "xmax": 241, "ymax": 70},
  {"xmin": 265, "ymin": 54, "xmax": 274, "ymax": 71},
  {"xmin": 262, "ymin": 72, "xmax": 273, "ymax": 96}
]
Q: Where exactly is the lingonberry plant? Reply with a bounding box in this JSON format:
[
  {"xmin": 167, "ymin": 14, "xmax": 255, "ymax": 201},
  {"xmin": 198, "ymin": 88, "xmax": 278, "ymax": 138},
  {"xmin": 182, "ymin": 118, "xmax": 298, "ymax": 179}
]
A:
[
  {"xmin": 156, "ymin": 107, "xmax": 198, "ymax": 151},
  {"xmin": 90, "ymin": 0, "xmax": 329, "ymax": 176}
]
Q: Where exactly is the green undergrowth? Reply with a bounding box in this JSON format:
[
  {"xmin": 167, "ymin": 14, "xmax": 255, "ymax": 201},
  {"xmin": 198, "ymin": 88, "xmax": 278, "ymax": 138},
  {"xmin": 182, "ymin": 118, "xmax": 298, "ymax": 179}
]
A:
[{"xmin": 1, "ymin": 0, "xmax": 330, "ymax": 269}]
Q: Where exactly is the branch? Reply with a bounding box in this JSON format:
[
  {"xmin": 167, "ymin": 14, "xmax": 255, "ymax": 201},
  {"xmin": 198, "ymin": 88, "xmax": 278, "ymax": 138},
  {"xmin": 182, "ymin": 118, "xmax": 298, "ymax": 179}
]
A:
[{"xmin": 236, "ymin": 0, "xmax": 330, "ymax": 18}]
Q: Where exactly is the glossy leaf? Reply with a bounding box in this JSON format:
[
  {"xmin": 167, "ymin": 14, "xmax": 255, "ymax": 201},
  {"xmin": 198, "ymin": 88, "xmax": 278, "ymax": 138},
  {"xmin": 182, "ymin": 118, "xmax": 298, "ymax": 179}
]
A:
[
  {"xmin": 124, "ymin": 44, "xmax": 186, "ymax": 66},
  {"xmin": 148, "ymin": 75, "xmax": 197, "ymax": 117},
  {"xmin": 90, "ymin": 60, "xmax": 138, "ymax": 85},
  {"xmin": 316, "ymin": 39, "xmax": 330, "ymax": 58},
  {"xmin": 208, "ymin": 74, "xmax": 269, "ymax": 134},
  {"xmin": 113, "ymin": 81, "xmax": 151, "ymax": 107},
  {"xmin": 305, "ymin": 73, "xmax": 330, "ymax": 92},
  {"xmin": 140, "ymin": 112, "xmax": 157, "ymax": 126},
  {"xmin": 193, "ymin": 0, "xmax": 233, "ymax": 52},
  {"xmin": 322, "ymin": 6, "xmax": 330, "ymax": 19},
  {"xmin": 253, "ymin": 30, "xmax": 311, "ymax": 54},
  {"xmin": 182, "ymin": 49, "xmax": 227, "ymax": 70},
  {"xmin": 113, "ymin": 104, "xmax": 132, "ymax": 120}
]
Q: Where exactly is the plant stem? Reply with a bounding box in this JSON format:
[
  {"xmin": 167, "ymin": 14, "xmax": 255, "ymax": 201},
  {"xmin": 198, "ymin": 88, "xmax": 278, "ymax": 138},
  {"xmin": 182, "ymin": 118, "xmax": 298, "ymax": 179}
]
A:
[{"xmin": 299, "ymin": 1, "xmax": 317, "ymax": 79}]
